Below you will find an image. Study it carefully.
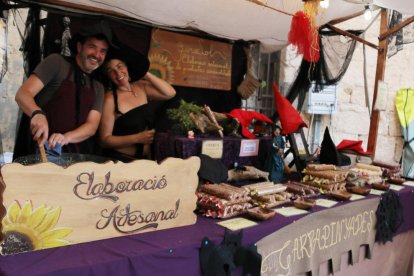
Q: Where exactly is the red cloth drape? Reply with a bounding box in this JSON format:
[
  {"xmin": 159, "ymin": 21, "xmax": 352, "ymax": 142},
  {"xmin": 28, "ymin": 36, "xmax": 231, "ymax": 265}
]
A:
[{"xmin": 288, "ymin": 11, "xmax": 320, "ymax": 62}]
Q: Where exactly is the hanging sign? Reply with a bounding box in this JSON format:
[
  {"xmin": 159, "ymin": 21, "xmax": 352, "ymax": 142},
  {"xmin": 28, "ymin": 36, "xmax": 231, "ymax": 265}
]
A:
[
  {"xmin": 374, "ymin": 80, "xmax": 388, "ymax": 111},
  {"xmin": 148, "ymin": 29, "xmax": 232, "ymax": 90}
]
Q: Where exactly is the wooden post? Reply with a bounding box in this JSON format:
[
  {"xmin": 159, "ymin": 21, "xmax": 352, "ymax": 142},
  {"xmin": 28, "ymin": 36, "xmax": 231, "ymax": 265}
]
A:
[{"xmin": 367, "ymin": 8, "xmax": 388, "ymax": 156}]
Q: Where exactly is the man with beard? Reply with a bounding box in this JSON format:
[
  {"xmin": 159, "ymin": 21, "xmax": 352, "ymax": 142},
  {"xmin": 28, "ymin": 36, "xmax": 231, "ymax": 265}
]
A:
[{"xmin": 13, "ymin": 20, "xmax": 117, "ymax": 160}]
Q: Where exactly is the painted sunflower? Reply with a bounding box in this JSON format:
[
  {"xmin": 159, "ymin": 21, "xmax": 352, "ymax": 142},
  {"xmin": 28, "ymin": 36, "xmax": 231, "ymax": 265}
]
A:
[
  {"xmin": 148, "ymin": 53, "xmax": 175, "ymax": 83},
  {"xmin": 1, "ymin": 201, "xmax": 72, "ymax": 255}
]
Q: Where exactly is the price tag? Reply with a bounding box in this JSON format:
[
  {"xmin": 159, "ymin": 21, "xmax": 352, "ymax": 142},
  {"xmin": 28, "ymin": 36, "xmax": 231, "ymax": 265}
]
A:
[
  {"xmin": 217, "ymin": 218, "xmax": 257, "ymax": 231},
  {"xmin": 315, "ymin": 199, "xmax": 338, "ymax": 208},
  {"xmin": 239, "ymin": 139, "xmax": 259, "ymax": 157},
  {"xmin": 350, "ymin": 194, "xmax": 365, "ymax": 201},
  {"xmin": 370, "ymin": 189, "xmax": 385, "ymax": 196},
  {"xmin": 389, "ymin": 184, "xmax": 404, "ymax": 191},
  {"xmin": 276, "ymin": 206, "xmax": 308, "ymax": 217},
  {"xmin": 404, "ymin": 181, "xmax": 414, "ymax": 187},
  {"xmin": 201, "ymin": 140, "xmax": 223, "ymax": 159}
]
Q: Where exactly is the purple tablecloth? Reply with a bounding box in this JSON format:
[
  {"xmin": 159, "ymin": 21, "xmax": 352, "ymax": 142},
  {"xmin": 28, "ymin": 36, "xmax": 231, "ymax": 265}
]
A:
[
  {"xmin": 153, "ymin": 133, "xmax": 272, "ymax": 169},
  {"xmin": 1, "ymin": 186, "xmax": 414, "ymax": 276}
]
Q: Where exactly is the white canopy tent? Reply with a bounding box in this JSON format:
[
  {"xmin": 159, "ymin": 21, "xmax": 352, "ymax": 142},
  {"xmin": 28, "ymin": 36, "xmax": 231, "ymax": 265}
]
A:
[{"xmin": 9, "ymin": 0, "xmax": 413, "ymax": 52}]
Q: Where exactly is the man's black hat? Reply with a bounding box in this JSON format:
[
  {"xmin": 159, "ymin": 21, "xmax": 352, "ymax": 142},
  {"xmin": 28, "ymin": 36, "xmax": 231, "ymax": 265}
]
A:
[{"xmin": 69, "ymin": 20, "xmax": 118, "ymax": 53}]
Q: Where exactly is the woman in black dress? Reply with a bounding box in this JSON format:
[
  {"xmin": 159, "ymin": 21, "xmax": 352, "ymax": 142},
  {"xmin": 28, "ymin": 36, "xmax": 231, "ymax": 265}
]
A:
[{"xmin": 99, "ymin": 46, "xmax": 175, "ymax": 161}]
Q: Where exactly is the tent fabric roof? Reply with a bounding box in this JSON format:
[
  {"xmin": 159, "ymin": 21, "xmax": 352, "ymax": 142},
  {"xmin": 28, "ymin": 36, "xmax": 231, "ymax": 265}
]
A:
[
  {"xmin": 375, "ymin": 0, "xmax": 414, "ymax": 15},
  {"xmin": 14, "ymin": 0, "xmax": 414, "ymax": 52}
]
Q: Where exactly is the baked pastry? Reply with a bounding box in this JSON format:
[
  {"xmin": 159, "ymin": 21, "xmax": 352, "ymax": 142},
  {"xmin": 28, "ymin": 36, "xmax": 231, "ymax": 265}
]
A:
[
  {"xmin": 293, "ymin": 198, "xmax": 316, "ymax": 210},
  {"xmin": 327, "ymin": 190, "xmax": 352, "ymax": 201}
]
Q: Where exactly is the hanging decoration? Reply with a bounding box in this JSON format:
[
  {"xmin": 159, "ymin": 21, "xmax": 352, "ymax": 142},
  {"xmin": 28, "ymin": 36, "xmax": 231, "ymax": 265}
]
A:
[
  {"xmin": 272, "ymin": 82, "xmax": 307, "ymax": 135},
  {"xmin": 288, "ymin": 0, "xmax": 320, "ymax": 62}
]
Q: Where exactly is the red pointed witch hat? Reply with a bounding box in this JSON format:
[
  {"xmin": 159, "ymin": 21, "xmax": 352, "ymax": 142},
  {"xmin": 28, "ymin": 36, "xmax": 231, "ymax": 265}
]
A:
[
  {"xmin": 273, "ymin": 82, "xmax": 307, "ymax": 134},
  {"xmin": 336, "ymin": 140, "xmax": 372, "ymax": 155},
  {"xmin": 226, "ymin": 109, "xmax": 272, "ymax": 139}
]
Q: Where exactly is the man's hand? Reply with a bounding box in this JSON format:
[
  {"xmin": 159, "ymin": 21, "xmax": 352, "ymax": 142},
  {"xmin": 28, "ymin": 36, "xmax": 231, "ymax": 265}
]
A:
[{"xmin": 31, "ymin": 114, "xmax": 49, "ymax": 146}]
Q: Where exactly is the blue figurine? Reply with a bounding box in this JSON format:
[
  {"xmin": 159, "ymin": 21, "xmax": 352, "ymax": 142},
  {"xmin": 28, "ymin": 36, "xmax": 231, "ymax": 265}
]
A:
[{"xmin": 265, "ymin": 125, "xmax": 285, "ymax": 183}]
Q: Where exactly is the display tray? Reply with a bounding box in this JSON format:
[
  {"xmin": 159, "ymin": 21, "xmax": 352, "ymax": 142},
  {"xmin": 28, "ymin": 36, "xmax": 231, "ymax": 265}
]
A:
[
  {"xmin": 247, "ymin": 207, "xmax": 276, "ymax": 220},
  {"xmin": 293, "ymin": 198, "xmax": 316, "ymax": 210}
]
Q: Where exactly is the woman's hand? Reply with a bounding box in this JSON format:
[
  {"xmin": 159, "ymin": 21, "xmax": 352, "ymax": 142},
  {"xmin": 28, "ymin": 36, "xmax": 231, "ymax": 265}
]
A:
[{"xmin": 136, "ymin": 129, "xmax": 155, "ymax": 144}]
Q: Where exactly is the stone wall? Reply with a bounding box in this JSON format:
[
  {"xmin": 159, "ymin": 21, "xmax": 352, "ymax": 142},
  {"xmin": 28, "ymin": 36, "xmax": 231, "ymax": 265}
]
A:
[
  {"xmin": 281, "ymin": 13, "xmax": 411, "ymax": 164},
  {"xmin": 0, "ymin": 11, "xmax": 26, "ymax": 154}
]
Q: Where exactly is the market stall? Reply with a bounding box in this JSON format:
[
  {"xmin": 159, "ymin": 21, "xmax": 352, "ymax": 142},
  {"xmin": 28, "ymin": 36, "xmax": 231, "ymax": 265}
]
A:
[{"xmin": 1, "ymin": 1, "xmax": 414, "ymax": 275}]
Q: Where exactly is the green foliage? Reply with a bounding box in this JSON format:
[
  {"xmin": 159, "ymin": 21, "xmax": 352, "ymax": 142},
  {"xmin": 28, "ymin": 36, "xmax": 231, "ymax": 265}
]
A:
[{"xmin": 166, "ymin": 99, "xmax": 203, "ymax": 132}]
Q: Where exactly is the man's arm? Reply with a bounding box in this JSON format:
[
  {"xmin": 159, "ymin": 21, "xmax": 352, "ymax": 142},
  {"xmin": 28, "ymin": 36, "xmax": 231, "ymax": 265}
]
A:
[
  {"xmin": 15, "ymin": 74, "xmax": 48, "ymax": 145},
  {"xmin": 48, "ymin": 109, "xmax": 101, "ymax": 149}
]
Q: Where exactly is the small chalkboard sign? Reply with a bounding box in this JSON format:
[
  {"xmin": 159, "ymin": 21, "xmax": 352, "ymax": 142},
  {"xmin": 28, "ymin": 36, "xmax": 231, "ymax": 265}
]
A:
[{"xmin": 284, "ymin": 128, "xmax": 311, "ymax": 173}]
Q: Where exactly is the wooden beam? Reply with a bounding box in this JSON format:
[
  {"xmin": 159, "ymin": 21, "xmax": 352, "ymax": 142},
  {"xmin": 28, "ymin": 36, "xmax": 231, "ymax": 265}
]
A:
[
  {"xmin": 367, "ymin": 8, "xmax": 388, "ymax": 156},
  {"xmin": 245, "ymin": 0, "xmax": 294, "ymax": 17},
  {"xmin": 327, "ymin": 10, "xmax": 365, "ymax": 25},
  {"xmin": 379, "ymin": 15, "xmax": 414, "ymax": 41},
  {"xmin": 324, "ymin": 23, "xmax": 381, "ymax": 51}
]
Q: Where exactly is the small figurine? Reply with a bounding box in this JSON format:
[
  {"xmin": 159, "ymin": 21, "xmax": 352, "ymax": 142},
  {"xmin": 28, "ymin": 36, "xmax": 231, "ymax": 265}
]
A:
[
  {"xmin": 264, "ymin": 125, "xmax": 285, "ymax": 183},
  {"xmin": 60, "ymin": 17, "xmax": 72, "ymax": 56}
]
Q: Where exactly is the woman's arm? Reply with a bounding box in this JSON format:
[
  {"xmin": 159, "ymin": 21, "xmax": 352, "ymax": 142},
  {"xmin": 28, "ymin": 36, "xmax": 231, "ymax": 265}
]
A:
[{"xmin": 139, "ymin": 72, "xmax": 176, "ymax": 101}]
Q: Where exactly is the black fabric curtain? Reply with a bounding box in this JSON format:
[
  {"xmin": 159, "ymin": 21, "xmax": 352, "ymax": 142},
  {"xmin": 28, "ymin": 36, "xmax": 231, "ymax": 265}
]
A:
[
  {"xmin": 22, "ymin": 7, "xmax": 41, "ymax": 77},
  {"xmin": 285, "ymin": 29, "xmax": 362, "ymax": 112}
]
